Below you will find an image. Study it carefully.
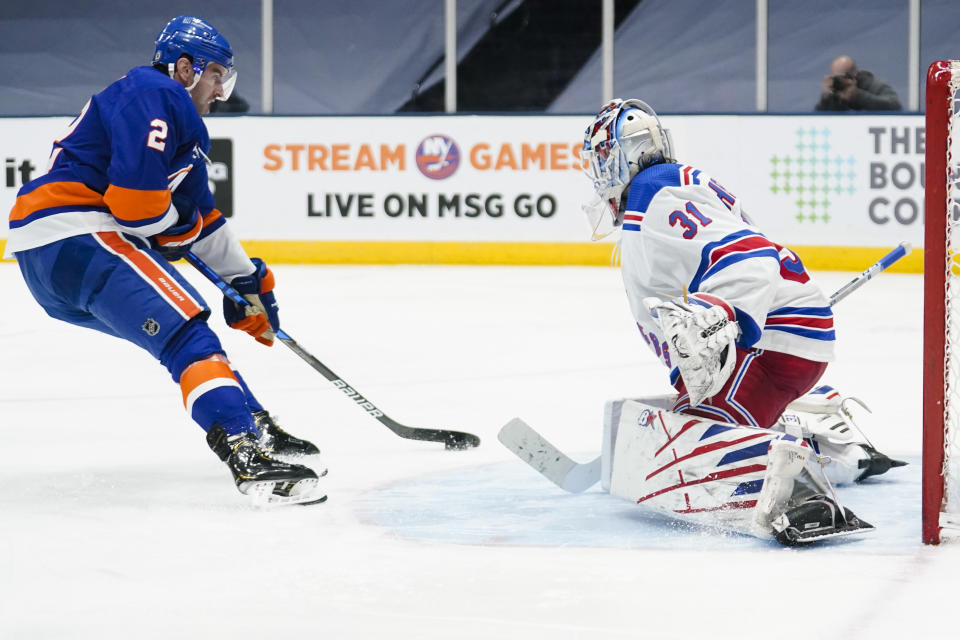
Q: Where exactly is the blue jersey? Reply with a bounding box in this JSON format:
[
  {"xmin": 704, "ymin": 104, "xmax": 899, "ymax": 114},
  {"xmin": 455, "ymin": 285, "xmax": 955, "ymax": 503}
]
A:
[{"xmin": 6, "ymin": 65, "xmax": 227, "ymax": 257}]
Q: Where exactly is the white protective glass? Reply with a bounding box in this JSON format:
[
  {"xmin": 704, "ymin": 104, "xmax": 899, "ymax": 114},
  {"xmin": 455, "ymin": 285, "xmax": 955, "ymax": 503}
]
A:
[{"xmin": 187, "ymin": 65, "xmax": 237, "ymax": 101}]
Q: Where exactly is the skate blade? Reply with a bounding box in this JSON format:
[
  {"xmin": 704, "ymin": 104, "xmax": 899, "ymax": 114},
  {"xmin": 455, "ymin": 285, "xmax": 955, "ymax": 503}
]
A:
[
  {"xmin": 244, "ymin": 478, "xmax": 327, "ymax": 507},
  {"xmin": 780, "ymin": 521, "xmax": 876, "ymax": 545}
]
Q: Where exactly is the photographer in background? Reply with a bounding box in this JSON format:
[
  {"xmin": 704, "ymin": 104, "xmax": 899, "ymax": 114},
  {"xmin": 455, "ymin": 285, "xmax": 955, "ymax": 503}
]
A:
[{"xmin": 815, "ymin": 55, "xmax": 901, "ymax": 111}]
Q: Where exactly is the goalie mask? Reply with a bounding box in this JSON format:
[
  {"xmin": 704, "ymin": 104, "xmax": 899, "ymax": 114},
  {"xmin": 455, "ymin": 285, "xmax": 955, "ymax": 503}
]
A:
[
  {"xmin": 581, "ymin": 99, "xmax": 674, "ymax": 239},
  {"xmin": 153, "ymin": 16, "xmax": 237, "ymax": 101}
]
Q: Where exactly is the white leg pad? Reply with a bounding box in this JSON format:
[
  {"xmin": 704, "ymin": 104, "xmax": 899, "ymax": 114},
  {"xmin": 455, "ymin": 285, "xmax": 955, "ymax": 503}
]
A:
[
  {"xmin": 602, "ymin": 395, "xmax": 676, "ymax": 492},
  {"xmin": 605, "ymin": 398, "xmax": 810, "ymax": 538}
]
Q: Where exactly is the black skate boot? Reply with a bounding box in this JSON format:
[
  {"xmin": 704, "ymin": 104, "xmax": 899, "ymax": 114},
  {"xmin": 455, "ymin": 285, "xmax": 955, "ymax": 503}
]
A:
[
  {"xmin": 253, "ymin": 410, "xmax": 320, "ymax": 456},
  {"xmin": 207, "ymin": 425, "xmax": 325, "ymax": 504},
  {"xmin": 856, "ymin": 444, "xmax": 908, "ymax": 482},
  {"xmin": 772, "ymin": 494, "xmax": 874, "ymax": 545}
]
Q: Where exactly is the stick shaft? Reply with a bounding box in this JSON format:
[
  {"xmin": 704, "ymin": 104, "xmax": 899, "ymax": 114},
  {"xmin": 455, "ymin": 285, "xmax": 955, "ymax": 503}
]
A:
[
  {"xmin": 828, "ymin": 241, "xmax": 911, "ymax": 307},
  {"xmin": 183, "ymin": 252, "xmax": 479, "ymax": 448}
]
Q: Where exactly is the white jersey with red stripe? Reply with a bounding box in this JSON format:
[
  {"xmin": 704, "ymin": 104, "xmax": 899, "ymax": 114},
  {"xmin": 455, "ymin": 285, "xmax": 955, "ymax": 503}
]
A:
[{"xmin": 618, "ymin": 162, "xmax": 835, "ymax": 378}]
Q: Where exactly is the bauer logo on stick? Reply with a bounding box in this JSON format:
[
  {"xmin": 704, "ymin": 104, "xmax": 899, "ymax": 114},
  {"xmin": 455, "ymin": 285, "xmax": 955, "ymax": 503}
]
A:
[
  {"xmin": 331, "ymin": 379, "xmax": 384, "ymax": 418},
  {"xmin": 415, "ymin": 134, "xmax": 460, "ymax": 180}
]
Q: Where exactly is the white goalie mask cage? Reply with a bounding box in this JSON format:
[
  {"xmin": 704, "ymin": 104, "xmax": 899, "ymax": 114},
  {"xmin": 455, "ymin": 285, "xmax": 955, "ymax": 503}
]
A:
[{"xmin": 581, "ymin": 98, "xmax": 674, "ymax": 240}]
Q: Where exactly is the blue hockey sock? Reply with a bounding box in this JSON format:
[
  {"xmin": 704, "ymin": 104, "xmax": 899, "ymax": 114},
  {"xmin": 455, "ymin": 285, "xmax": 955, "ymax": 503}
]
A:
[
  {"xmin": 179, "ymin": 355, "xmax": 258, "ymax": 436},
  {"xmin": 231, "ymin": 369, "xmax": 265, "ymax": 413}
]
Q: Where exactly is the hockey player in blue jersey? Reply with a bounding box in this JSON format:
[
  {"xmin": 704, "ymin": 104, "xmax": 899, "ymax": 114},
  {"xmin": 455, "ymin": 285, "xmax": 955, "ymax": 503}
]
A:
[
  {"xmin": 579, "ymin": 99, "xmax": 904, "ymax": 542},
  {"xmin": 5, "ymin": 16, "xmax": 324, "ymax": 505}
]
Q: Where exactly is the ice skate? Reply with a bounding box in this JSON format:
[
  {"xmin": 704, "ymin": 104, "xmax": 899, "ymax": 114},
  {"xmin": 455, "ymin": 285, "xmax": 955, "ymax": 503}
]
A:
[
  {"xmin": 771, "ymin": 494, "xmax": 874, "ymax": 545},
  {"xmin": 253, "ymin": 410, "xmax": 320, "ymax": 456},
  {"xmin": 780, "ymin": 387, "xmax": 907, "ymax": 484},
  {"xmin": 856, "ymin": 444, "xmax": 907, "ymax": 482},
  {"xmin": 207, "ymin": 425, "xmax": 326, "ymax": 505}
]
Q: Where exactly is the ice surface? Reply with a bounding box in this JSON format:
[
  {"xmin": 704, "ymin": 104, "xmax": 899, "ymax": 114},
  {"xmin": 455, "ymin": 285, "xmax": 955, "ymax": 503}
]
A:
[
  {"xmin": 356, "ymin": 457, "xmax": 922, "ymax": 552},
  {"xmin": 1, "ymin": 262, "xmax": 956, "ymax": 639}
]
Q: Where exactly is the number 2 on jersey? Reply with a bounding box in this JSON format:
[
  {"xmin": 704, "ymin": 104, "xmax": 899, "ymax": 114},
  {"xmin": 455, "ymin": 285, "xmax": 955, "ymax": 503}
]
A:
[{"xmin": 147, "ymin": 119, "xmax": 168, "ymax": 152}]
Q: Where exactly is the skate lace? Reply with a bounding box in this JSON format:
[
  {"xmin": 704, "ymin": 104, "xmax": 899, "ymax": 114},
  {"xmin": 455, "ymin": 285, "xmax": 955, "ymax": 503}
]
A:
[
  {"xmin": 231, "ymin": 435, "xmax": 275, "ymax": 462},
  {"xmin": 837, "ymin": 397, "xmax": 875, "ymax": 448}
]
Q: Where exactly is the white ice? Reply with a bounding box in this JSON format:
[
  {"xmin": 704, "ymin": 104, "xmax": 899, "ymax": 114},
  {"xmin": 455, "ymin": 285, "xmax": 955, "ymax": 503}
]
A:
[{"xmin": 0, "ymin": 261, "xmax": 955, "ymax": 639}]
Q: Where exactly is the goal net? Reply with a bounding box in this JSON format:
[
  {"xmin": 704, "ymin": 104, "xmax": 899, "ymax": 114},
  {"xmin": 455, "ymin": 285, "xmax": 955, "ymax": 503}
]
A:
[{"xmin": 924, "ymin": 60, "xmax": 960, "ymax": 544}]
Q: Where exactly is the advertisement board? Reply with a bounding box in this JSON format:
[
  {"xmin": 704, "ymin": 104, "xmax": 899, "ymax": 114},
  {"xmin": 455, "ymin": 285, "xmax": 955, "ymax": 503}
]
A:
[{"xmin": 0, "ymin": 113, "xmax": 926, "ymax": 270}]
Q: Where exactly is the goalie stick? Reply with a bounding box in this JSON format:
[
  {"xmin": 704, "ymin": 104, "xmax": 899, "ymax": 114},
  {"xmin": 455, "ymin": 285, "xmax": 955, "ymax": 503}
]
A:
[
  {"xmin": 185, "ymin": 252, "xmax": 480, "ymax": 450},
  {"xmin": 497, "ymin": 418, "xmax": 600, "ymax": 492},
  {"xmin": 500, "ymin": 242, "xmax": 910, "ymax": 491},
  {"xmin": 828, "ymin": 241, "xmax": 911, "ymax": 306}
]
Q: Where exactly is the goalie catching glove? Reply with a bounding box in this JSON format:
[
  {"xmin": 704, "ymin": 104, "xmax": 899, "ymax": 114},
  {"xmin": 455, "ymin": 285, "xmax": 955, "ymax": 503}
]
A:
[
  {"xmin": 223, "ymin": 258, "xmax": 279, "ymax": 346},
  {"xmin": 644, "ymin": 293, "xmax": 740, "ymax": 407}
]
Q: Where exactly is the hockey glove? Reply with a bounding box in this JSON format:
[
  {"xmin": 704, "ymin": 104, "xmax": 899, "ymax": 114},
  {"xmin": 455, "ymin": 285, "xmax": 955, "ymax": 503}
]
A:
[
  {"xmin": 644, "ymin": 294, "xmax": 740, "ymax": 407},
  {"xmin": 223, "ymin": 258, "xmax": 279, "ymax": 346}
]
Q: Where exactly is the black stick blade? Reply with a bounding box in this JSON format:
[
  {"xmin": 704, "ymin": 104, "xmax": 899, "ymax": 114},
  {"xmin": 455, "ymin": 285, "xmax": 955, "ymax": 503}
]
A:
[{"xmin": 443, "ymin": 431, "xmax": 482, "ymax": 450}]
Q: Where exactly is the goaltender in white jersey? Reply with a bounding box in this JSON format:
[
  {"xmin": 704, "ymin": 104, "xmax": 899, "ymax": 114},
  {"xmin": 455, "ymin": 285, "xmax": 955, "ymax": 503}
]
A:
[
  {"xmin": 620, "ymin": 163, "xmax": 837, "ymax": 424},
  {"xmin": 499, "ymin": 99, "xmax": 905, "ymax": 545}
]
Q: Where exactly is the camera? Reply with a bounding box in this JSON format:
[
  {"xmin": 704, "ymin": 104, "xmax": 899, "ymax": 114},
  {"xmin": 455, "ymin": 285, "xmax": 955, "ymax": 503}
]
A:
[{"xmin": 831, "ymin": 74, "xmax": 850, "ymax": 92}]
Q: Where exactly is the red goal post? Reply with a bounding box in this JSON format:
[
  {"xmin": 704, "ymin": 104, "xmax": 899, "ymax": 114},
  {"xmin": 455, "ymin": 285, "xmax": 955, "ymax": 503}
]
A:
[{"xmin": 924, "ymin": 60, "xmax": 960, "ymax": 545}]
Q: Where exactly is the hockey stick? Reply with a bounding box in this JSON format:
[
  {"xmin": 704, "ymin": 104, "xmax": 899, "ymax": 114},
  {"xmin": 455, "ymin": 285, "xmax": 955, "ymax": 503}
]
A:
[
  {"xmin": 497, "ymin": 418, "xmax": 600, "ymax": 492},
  {"xmin": 500, "ymin": 241, "xmax": 912, "ymax": 490},
  {"xmin": 184, "ymin": 252, "xmax": 480, "ymax": 450},
  {"xmin": 828, "ymin": 241, "xmax": 911, "ymax": 307}
]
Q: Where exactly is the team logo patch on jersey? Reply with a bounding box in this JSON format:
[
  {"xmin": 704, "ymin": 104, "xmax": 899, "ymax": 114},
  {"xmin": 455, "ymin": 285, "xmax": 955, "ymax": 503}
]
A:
[
  {"xmin": 415, "ymin": 134, "xmax": 460, "ymax": 180},
  {"xmin": 142, "ymin": 318, "xmax": 160, "ymax": 336}
]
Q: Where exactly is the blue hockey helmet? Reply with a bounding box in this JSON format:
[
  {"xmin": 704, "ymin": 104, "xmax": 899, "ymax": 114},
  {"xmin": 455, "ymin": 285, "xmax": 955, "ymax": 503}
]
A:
[
  {"xmin": 581, "ymin": 99, "xmax": 674, "ymax": 239},
  {"xmin": 153, "ymin": 16, "xmax": 236, "ymax": 99}
]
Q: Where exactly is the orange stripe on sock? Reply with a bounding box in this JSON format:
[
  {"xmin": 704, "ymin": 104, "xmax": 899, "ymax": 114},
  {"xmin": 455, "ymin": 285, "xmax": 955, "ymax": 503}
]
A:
[
  {"xmin": 103, "ymin": 184, "xmax": 171, "ymax": 223},
  {"xmin": 180, "ymin": 356, "xmax": 237, "ymax": 407},
  {"xmin": 95, "ymin": 232, "xmax": 203, "ymax": 319},
  {"xmin": 9, "ymin": 181, "xmax": 106, "ymax": 221}
]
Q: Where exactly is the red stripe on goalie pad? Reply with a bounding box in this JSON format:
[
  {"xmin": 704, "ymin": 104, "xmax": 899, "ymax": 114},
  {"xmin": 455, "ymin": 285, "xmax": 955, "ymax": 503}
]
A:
[
  {"xmin": 654, "ymin": 418, "xmax": 701, "ymax": 457},
  {"xmin": 637, "ymin": 463, "xmax": 767, "ymax": 504},
  {"xmin": 646, "ymin": 432, "xmax": 768, "ymax": 480},
  {"xmin": 675, "ymin": 499, "xmax": 758, "ymax": 514}
]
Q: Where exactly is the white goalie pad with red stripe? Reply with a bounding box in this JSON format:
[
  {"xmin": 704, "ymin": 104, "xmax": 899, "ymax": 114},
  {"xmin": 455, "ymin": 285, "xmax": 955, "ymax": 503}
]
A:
[{"xmin": 606, "ymin": 399, "xmax": 810, "ymax": 536}]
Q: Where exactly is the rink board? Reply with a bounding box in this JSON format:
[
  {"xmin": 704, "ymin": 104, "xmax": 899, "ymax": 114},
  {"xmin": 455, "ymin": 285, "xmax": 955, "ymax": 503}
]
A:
[{"xmin": 0, "ymin": 113, "xmax": 926, "ymax": 270}]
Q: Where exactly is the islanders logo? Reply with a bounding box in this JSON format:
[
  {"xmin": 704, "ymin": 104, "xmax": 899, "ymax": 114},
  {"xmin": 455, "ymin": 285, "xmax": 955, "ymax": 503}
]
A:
[{"xmin": 415, "ymin": 134, "xmax": 460, "ymax": 180}]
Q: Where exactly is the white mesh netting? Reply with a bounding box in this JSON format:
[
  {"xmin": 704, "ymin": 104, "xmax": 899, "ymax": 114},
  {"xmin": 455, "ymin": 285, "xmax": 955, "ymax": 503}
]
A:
[{"xmin": 943, "ymin": 60, "xmax": 960, "ymax": 532}]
